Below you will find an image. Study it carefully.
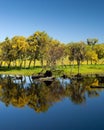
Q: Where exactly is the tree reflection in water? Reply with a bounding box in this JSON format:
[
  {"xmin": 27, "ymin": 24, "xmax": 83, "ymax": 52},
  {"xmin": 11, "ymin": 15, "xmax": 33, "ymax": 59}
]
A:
[{"xmin": 0, "ymin": 74, "xmax": 103, "ymax": 112}]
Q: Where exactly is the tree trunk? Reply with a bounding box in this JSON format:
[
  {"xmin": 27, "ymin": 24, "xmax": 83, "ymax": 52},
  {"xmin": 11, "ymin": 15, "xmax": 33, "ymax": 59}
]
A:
[
  {"xmin": 70, "ymin": 60, "xmax": 74, "ymax": 75},
  {"xmin": 0, "ymin": 61, "xmax": 3, "ymax": 67},
  {"xmin": 28, "ymin": 59, "xmax": 32, "ymax": 68},
  {"xmin": 61, "ymin": 58, "xmax": 64, "ymax": 68},
  {"xmin": 19, "ymin": 60, "xmax": 23, "ymax": 69},
  {"xmin": 7, "ymin": 61, "xmax": 11, "ymax": 68},
  {"xmin": 87, "ymin": 59, "xmax": 89, "ymax": 65},
  {"xmin": 40, "ymin": 58, "xmax": 44, "ymax": 68},
  {"xmin": 34, "ymin": 59, "xmax": 36, "ymax": 67},
  {"xmin": 77, "ymin": 60, "xmax": 80, "ymax": 74},
  {"xmin": 91, "ymin": 59, "xmax": 93, "ymax": 65},
  {"xmin": 46, "ymin": 60, "xmax": 50, "ymax": 68},
  {"xmin": 24, "ymin": 60, "xmax": 26, "ymax": 68},
  {"xmin": 14, "ymin": 60, "xmax": 17, "ymax": 68}
]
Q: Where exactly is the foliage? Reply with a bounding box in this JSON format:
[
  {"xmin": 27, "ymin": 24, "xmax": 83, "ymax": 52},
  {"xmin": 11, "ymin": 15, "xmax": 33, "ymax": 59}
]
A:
[{"xmin": 0, "ymin": 31, "xmax": 104, "ymax": 73}]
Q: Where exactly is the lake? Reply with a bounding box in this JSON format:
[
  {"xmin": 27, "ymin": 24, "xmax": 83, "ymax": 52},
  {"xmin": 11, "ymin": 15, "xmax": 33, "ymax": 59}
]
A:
[{"xmin": 0, "ymin": 74, "xmax": 104, "ymax": 130}]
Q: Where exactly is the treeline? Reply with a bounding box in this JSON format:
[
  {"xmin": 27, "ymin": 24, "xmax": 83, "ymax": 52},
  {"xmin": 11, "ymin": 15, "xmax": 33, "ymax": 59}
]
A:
[{"xmin": 0, "ymin": 31, "xmax": 104, "ymax": 68}]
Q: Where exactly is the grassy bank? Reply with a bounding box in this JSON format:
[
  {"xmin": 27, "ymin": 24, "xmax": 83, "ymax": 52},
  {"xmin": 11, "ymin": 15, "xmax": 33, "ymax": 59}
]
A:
[
  {"xmin": 0, "ymin": 66, "xmax": 42, "ymax": 76},
  {"xmin": 63, "ymin": 64, "xmax": 104, "ymax": 75},
  {"xmin": 0, "ymin": 64, "xmax": 104, "ymax": 76}
]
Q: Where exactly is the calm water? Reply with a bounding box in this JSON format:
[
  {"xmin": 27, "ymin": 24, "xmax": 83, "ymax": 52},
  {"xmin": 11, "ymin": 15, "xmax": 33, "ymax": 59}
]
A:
[{"xmin": 0, "ymin": 74, "xmax": 104, "ymax": 130}]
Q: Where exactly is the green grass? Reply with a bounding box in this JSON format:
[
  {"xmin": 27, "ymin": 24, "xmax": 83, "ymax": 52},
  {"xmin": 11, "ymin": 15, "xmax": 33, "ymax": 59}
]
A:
[
  {"xmin": 0, "ymin": 64, "xmax": 104, "ymax": 76},
  {"xmin": 63, "ymin": 64, "xmax": 104, "ymax": 75},
  {"xmin": 0, "ymin": 66, "xmax": 42, "ymax": 76}
]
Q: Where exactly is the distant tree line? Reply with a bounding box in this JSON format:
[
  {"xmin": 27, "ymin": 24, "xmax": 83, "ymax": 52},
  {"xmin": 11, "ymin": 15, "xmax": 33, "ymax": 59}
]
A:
[{"xmin": 0, "ymin": 31, "xmax": 104, "ymax": 69}]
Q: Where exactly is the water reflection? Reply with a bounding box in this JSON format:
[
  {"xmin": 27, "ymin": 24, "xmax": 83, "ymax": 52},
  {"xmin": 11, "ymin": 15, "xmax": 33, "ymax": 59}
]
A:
[{"xmin": 0, "ymin": 74, "xmax": 104, "ymax": 112}]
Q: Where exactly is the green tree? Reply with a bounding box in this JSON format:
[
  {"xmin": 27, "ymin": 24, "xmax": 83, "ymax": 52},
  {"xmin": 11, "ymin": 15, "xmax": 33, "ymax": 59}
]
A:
[
  {"xmin": 68, "ymin": 42, "xmax": 86, "ymax": 74},
  {"xmin": 45, "ymin": 39, "xmax": 64, "ymax": 69},
  {"xmin": 87, "ymin": 38, "xmax": 98, "ymax": 47}
]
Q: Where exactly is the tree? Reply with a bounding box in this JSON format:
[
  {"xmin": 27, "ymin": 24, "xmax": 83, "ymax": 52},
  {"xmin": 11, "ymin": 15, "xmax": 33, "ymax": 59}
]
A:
[
  {"xmin": 34, "ymin": 31, "xmax": 51, "ymax": 68},
  {"xmin": 1, "ymin": 37, "xmax": 14, "ymax": 68},
  {"xmin": 27, "ymin": 31, "xmax": 51, "ymax": 68},
  {"xmin": 45, "ymin": 39, "xmax": 64, "ymax": 69},
  {"xmin": 0, "ymin": 43, "xmax": 4, "ymax": 67},
  {"xmin": 86, "ymin": 38, "xmax": 98, "ymax": 64},
  {"xmin": 26, "ymin": 35, "xmax": 38, "ymax": 68},
  {"xmin": 85, "ymin": 49, "xmax": 98, "ymax": 64},
  {"xmin": 93, "ymin": 44, "xmax": 104, "ymax": 63},
  {"xmin": 68, "ymin": 42, "xmax": 86, "ymax": 74},
  {"xmin": 11, "ymin": 36, "xmax": 29, "ymax": 68},
  {"xmin": 59, "ymin": 44, "xmax": 67, "ymax": 67},
  {"xmin": 87, "ymin": 38, "xmax": 98, "ymax": 47}
]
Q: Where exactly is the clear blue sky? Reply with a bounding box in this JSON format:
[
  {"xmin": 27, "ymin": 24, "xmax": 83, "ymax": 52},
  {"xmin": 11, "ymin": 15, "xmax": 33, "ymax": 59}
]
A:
[{"xmin": 0, "ymin": 0, "xmax": 104, "ymax": 43}]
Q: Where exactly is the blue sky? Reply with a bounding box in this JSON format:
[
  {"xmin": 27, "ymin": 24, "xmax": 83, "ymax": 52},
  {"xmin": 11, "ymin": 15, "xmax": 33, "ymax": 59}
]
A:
[{"xmin": 0, "ymin": 0, "xmax": 104, "ymax": 43}]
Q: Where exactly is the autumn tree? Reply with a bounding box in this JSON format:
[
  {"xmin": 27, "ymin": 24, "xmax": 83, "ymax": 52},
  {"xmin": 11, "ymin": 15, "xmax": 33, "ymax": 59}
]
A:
[
  {"xmin": 26, "ymin": 35, "xmax": 38, "ymax": 68},
  {"xmin": 34, "ymin": 31, "xmax": 51, "ymax": 68},
  {"xmin": 1, "ymin": 37, "xmax": 14, "ymax": 68},
  {"xmin": 27, "ymin": 31, "xmax": 51, "ymax": 68},
  {"xmin": 11, "ymin": 36, "xmax": 29, "ymax": 68},
  {"xmin": 86, "ymin": 38, "xmax": 98, "ymax": 64},
  {"xmin": 93, "ymin": 44, "xmax": 104, "ymax": 63},
  {"xmin": 85, "ymin": 45, "xmax": 98, "ymax": 64},
  {"xmin": 0, "ymin": 42, "xmax": 4, "ymax": 67}
]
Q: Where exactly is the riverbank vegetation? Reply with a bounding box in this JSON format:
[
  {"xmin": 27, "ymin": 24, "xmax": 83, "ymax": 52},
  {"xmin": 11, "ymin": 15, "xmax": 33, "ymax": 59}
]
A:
[
  {"xmin": 0, "ymin": 64, "xmax": 104, "ymax": 76},
  {"xmin": 0, "ymin": 31, "xmax": 104, "ymax": 75}
]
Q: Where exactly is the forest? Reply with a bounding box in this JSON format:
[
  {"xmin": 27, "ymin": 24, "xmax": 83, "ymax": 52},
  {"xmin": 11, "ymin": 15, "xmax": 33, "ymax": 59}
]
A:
[{"xmin": 0, "ymin": 31, "xmax": 104, "ymax": 71}]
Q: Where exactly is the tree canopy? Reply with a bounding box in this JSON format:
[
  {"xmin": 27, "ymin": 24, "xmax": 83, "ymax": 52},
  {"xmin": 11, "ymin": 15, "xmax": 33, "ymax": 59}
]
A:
[{"xmin": 0, "ymin": 31, "xmax": 104, "ymax": 70}]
